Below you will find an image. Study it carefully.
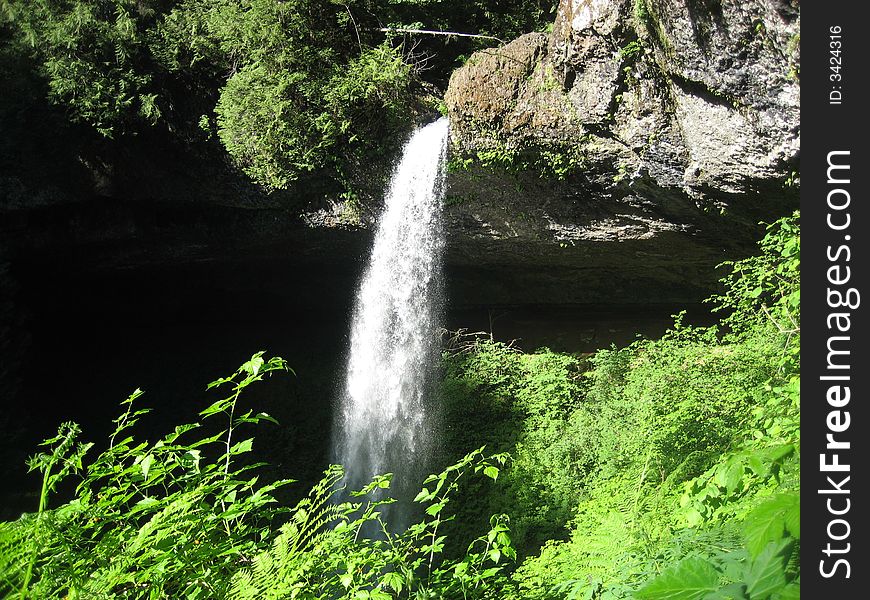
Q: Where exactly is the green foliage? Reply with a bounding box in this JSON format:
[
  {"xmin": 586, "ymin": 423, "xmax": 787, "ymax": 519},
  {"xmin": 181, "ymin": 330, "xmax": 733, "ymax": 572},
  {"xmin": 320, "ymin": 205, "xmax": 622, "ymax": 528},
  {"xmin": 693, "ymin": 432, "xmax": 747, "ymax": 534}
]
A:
[
  {"xmin": 635, "ymin": 557, "xmax": 721, "ymax": 600},
  {"xmin": 1, "ymin": 353, "xmax": 293, "ymax": 599},
  {"xmin": 636, "ymin": 493, "xmax": 800, "ymax": 600},
  {"xmin": 619, "ymin": 40, "xmax": 643, "ymax": 59},
  {"xmin": 587, "ymin": 325, "xmax": 778, "ymax": 481},
  {"xmin": 17, "ymin": 422, "xmax": 93, "ymax": 596},
  {"xmin": 207, "ymin": 1, "xmax": 418, "ymax": 189},
  {"xmin": 677, "ymin": 445, "xmax": 795, "ymax": 527},
  {"xmin": 711, "ymin": 212, "xmax": 800, "ymax": 448},
  {"xmin": 0, "ymin": 353, "xmax": 517, "ymax": 599},
  {"xmin": 2, "ymin": 0, "xmax": 161, "ymax": 136},
  {"xmin": 742, "ymin": 494, "xmax": 800, "ymax": 559},
  {"xmin": 1, "ymin": 0, "xmax": 416, "ymax": 189},
  {"xmin": 0, "ymin": 214, "xmax": 801, "ymax": 598},
  {"xmin": 439, "ymin": 214, "xmax": 801, "ymax": 599},
  {"xmin": 216, "ymin": 38, "xmax": 414, "ymax": 189},
  {"xmin": 448, "ymin": 140, "xmax": 587, "ymax": 181},
  {"xmin": 712, "ymin": 212, "xmax": 800, "ymax": 339},
  {"xmin": 440, "ymin": 340, "xmax": 595, "ymax": 550}
]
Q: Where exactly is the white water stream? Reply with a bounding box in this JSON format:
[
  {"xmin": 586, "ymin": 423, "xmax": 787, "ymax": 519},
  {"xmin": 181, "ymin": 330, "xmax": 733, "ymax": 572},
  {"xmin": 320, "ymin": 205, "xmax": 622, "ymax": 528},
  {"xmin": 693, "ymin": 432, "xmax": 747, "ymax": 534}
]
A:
[{"xmin": 334, "ymin": 118, "xmax": 450, "ymax": 521}]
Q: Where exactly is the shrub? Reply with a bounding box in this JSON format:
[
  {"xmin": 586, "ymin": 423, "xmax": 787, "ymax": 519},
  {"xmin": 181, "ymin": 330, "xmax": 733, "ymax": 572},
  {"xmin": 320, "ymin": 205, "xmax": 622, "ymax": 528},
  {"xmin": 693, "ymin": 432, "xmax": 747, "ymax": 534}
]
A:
[{"xmin": 439, "ymin": 340, "xmax": 596, "ymax": 552}]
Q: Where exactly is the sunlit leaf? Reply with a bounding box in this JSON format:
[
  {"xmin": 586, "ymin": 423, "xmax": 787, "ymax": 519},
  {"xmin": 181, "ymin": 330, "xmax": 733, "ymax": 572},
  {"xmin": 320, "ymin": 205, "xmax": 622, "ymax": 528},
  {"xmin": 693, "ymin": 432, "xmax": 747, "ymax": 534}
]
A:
[
  {"xmin": 745, "ymin": 539, "xmax": 793, "ymax": 599},
  {"xmin": 743, "ymin": 494, "xmax": 799, "ymax": 557},
  {"xmin": 483, "ymin": 465, "xmax": 499, "ymax": 481},
  {"xmin": 636, "ymin": 557, "xmax": 720, "ymax": 600}
]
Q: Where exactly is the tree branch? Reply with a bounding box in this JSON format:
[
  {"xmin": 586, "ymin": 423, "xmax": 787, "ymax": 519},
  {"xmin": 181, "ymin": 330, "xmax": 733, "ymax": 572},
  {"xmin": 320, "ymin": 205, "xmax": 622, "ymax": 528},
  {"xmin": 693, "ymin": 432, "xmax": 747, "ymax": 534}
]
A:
[
  {"xmin": 341, "ymin": 3, "xmax": 363, "ymax": 53},
  {"xmin": 376, "ymin": 27, "xmax": 505, "ymax": 44}
]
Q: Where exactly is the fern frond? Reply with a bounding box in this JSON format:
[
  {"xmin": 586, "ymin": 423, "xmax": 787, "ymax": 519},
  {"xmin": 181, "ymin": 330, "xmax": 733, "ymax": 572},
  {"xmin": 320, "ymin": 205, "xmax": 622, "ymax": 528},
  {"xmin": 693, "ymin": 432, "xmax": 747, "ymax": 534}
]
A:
[
  {"xmin": 230, "ymin": 466, "xmax": 346, "ymax": 599},
  {"xmin": 0, "ymin": 519, "xmax": 30, "ymax": 596}
]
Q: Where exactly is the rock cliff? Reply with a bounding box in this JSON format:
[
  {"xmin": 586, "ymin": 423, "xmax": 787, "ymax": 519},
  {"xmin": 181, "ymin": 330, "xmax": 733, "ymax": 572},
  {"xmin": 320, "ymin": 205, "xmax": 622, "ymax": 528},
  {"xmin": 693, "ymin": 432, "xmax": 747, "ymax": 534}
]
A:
[{"xmin": 442, "ymin": 0, "xmax": 799, "ymax": 304}]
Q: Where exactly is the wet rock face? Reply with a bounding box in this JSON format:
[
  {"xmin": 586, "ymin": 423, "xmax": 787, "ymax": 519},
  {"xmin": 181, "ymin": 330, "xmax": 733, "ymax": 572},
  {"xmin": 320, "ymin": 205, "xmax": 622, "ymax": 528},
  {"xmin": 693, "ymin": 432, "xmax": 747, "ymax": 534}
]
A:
[{"xmin": 442, "ymin": 0, "xmax": 799, "ymax": 304}]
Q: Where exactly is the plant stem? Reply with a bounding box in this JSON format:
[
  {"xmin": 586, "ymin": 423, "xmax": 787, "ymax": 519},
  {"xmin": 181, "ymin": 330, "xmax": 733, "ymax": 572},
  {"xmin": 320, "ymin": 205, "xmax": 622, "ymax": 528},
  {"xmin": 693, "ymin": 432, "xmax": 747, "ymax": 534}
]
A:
[
  {"xmin": 21, "ymin": 463, "xmax": 52, "ymax": 598},
  {"xmin": 221, "ymin": 388, "xmax": 241, "ymax": 536},
  {"xmin": 225, "ymin": 390, "xmax": 240, "ymax": 478}
]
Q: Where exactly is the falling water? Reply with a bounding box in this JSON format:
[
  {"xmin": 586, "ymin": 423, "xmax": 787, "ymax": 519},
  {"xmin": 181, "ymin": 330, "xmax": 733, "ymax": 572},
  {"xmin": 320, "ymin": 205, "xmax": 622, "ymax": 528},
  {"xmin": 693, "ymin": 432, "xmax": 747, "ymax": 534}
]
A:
[{"xmin": 334, "ymin": 118, "xmax": 450, "ymax": 525}]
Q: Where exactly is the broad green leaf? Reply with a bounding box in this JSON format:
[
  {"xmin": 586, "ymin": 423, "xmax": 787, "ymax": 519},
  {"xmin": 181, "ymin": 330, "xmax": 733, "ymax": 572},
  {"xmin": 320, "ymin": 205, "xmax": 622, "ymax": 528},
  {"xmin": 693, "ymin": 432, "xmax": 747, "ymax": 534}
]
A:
[
  {"xmin": 243, "ymin": 354, "xmax": 265, "ymax": 376},
  {"xmin": 636, "ymin": 557, "xmax": 721, "ymax": 600},
  {"xmin": 771, "ymin": 581, "xmax": 800, "ymax": 600},
  {"xmin": 426, "ymin": 501, "xmax": 446, "ymax": 516},
  {"xmin": 133, "ymin": 496, "xmax": 159, "ymax": 510},
  {"xmin": 190, "ymin": 431, "xmax": 226, "ymax": 448},
  {"xmin": 743, "ymin": 494, "xmax": 799, "ymax": 557},
  {"xmin": 683, "ymin": 508, "xmax": 704, "ymax": 527},
  {"xmin": 255, "ymin": 412, "xmax": 279, "ymax": 425},
  {"xmin": 231, "ymin": 438, "xmax": 254, "ymax": 455},
  {"xmin": 747, "ymin": 454, "xmax": 767, "ymax": 477},
  {"xmin": 483, "ymin": 465, "xmax": 499, "ymax": 481},
  {"xmin": 760, "ymin": 445, "xmax": 794, "ymax": 464},
  {"xmin": 200, "ymin": 399, "xmax": 229, "ymax": 417},
  {"xmin": 382, "ymin": 571, "xmax": 404, "ymax": 593},
  {"xmin": 703, "ymin": 583, "xmax": 747, "ymax": 599},
  {"xmin": 745, "ymin": 539, "xmax": 792, "ymax": 599},
  {"xmin": 139, "ymin": 453, "xmax": 154, "ymax": 480},
  {"xmin": 172, "ymin": 423, "xmax": 199, "ymax": 438},
  {"xmin": 181, "ymin": 449, "xmax": 201, "ymax": 471},
  {"xmin": 783, "ymin": 502, "xmax": 800, "ymax": 539},
  {"xmin": 720, "ymin": 550, "xmax": 749, "ymax": 582},
  {"xmin": 206, "ymin": 376, "xmax": 233, "ymax": 390},
  {"xmin": 723, "ymin": 460, "xmax": 744, "ymax": 495}
]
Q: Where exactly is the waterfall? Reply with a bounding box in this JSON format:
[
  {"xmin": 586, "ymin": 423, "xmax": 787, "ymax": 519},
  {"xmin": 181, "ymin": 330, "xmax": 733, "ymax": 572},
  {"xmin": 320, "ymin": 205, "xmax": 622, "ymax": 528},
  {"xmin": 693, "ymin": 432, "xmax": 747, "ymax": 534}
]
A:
[{"xmin": 334, "ymin": 118, "xmax": 449, "ymax": 525}]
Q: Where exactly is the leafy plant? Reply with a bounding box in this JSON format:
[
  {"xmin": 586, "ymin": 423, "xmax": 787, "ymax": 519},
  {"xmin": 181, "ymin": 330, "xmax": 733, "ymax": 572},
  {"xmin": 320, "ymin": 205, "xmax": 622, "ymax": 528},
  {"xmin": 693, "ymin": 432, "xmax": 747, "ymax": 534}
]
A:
[
  {"xmin": 440, "ymin": 339, "xmax": 594, "ymax": 551},
  {"xmin": 0, "ymin": 352, "xmax": 518, "ymax": 599},
  {"xmin": 1, "ymin": 352, "xmax": 293, "ymax": 599},
  {"xmin": 504, "ymin": 214, "xmax": 801, "ymax": 598},
  {"xmin": 637, "ymin": 493, "xmax": 800, "ymax": 600},
  {"xmin": 0, "ymin": 213, "xmax": 802, "ymax": 599},
  {"xmin": 712, "ymin": 212, "xmax": 800, "ymax": 340},
  {"xmin": 677, "ymin": 445, "xmax": 795, "ymax": 527},
  {"xmin": 1, "ymin": 0, "xmax": 160, "ymax": 136}
]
